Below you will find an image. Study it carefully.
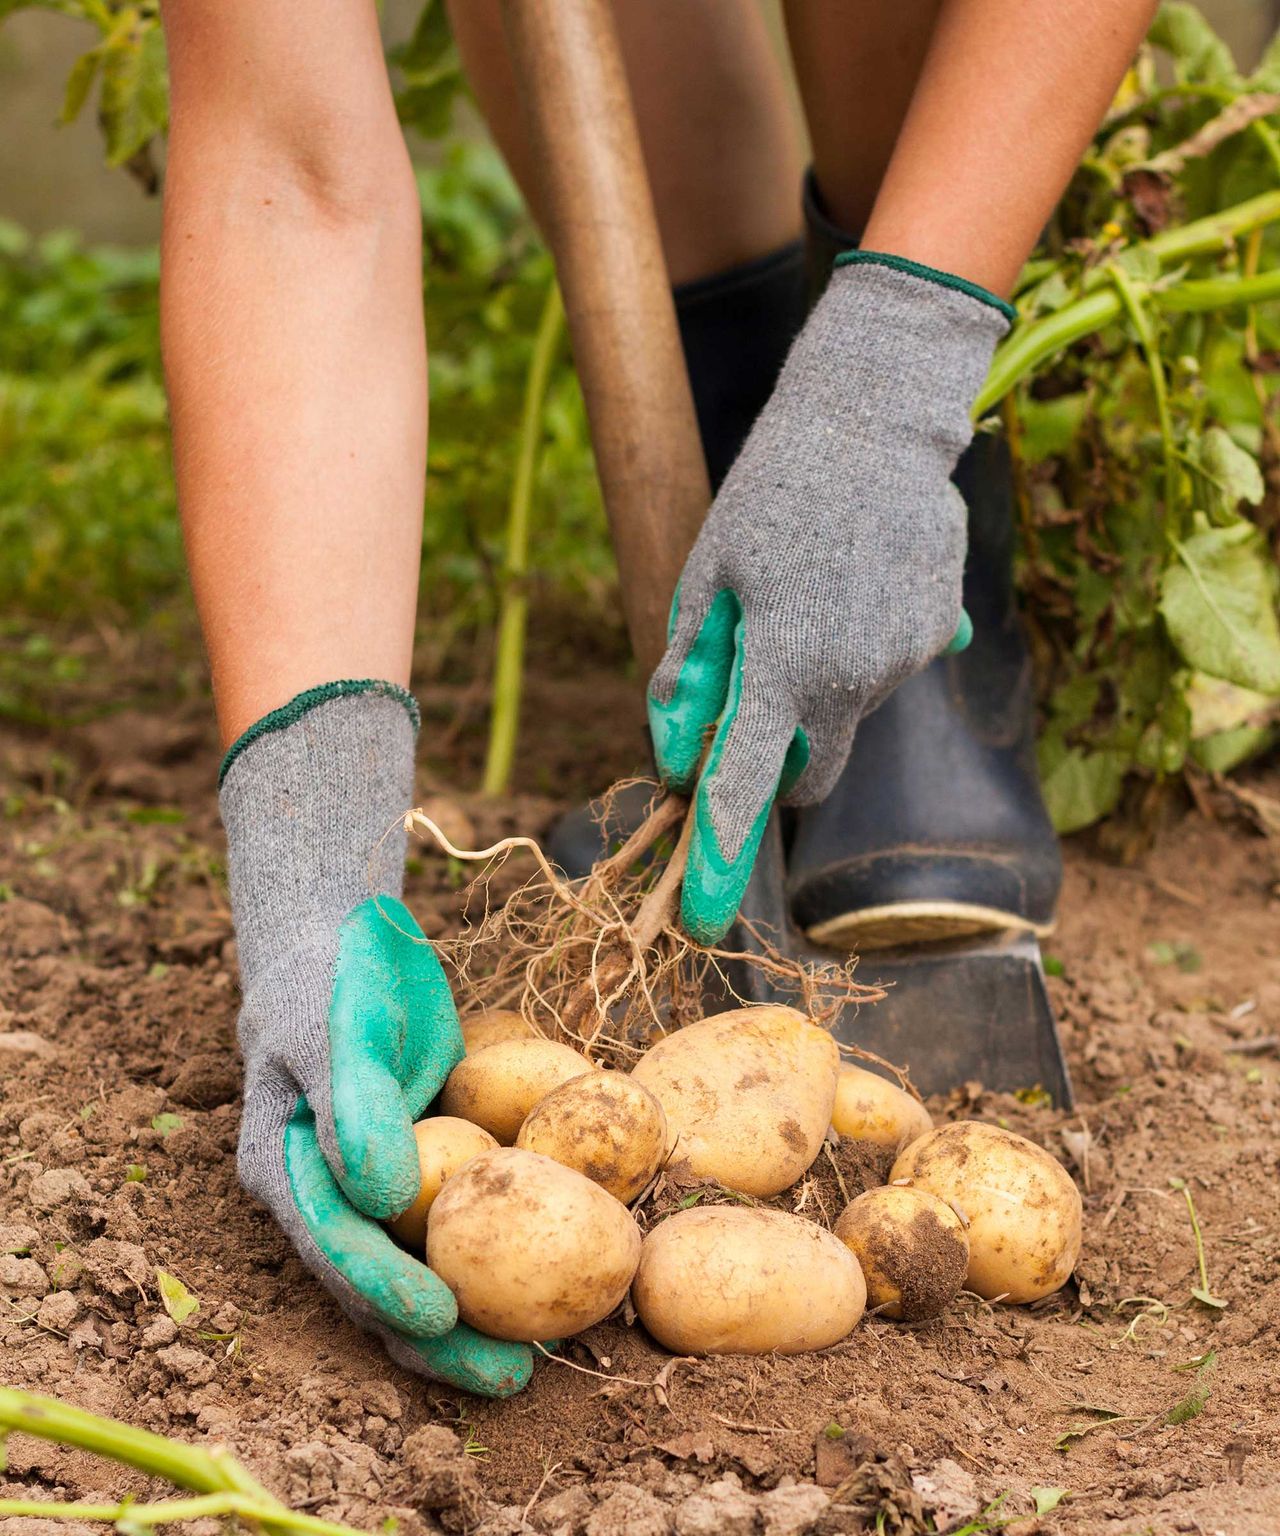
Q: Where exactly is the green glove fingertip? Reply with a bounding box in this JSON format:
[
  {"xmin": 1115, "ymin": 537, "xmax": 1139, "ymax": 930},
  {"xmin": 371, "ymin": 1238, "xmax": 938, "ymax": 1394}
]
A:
[
  {"xmin": 944, "ymin": 607, "xmax": 973, "ymax": 656},
  {"xmin": 390, "ymin": 1323, "xmax": 535, "ymax": 1398}
]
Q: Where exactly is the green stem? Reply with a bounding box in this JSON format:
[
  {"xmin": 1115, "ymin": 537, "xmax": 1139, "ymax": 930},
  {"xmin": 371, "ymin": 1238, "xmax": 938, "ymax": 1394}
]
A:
[
  {"xmin": 0, "ymin": 1493, "xmax": 368, "ymax": 1536},
  {"xmin": 1180, "ymin": 1185, "xmax": 1213, "ymax": 1297},
  {"xmin": 975, "ymin": 267, "xmax": 1280, "ymax": 418},
  {"xmin": 0, "ymin": 1388, "xmax": 295, "ymax": 1532},
  {"xmin": 481, "ymin": 279, "xmax": 564, "ymax": 797},
  {"xmin": 1109, "ymin": 261, "xmax": 1178, "ymax": 519},
  {"xmin": 1142, "ymin": 189, "xmax": 1280, "ymax": 264}
]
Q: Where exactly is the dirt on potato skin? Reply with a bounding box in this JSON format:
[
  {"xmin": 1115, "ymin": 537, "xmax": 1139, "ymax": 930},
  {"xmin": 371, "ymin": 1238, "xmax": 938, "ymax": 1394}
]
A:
[{"xmin": 2, "ymin": 635, "xmax": 1280, "ymax": 1535}]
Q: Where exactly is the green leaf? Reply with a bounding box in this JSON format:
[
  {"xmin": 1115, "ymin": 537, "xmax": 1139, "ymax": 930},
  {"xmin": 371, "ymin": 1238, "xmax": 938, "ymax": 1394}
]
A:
[
  {"xmin": 60, "ymin": 46, "xmax": 103, "ymax": 126},
  {"xmin": 1148, "ymin": 4, "xmax": 1240, "ymax": 86},
  {"xmin": 151, "ymin": 1112, "xmax": 183, "ymax": 1137},
  {"xmin": 1032, "ymin": 1488, "xmax": 1068, "ymax": 1515},
  {"xmin": 1161, "ymin": 517, "xmax": 1280, "ymax": 694},
  {"xmin": 1166, "ymin": 1351, "xmax": 1216, "ymax": 1421},
  {"xmin": 1197, "ymin": 426, "xmax": 1264, "ymax": 510},
  {"xmin": 1038, "ymin": 742, "xmax": 1127, "ymax": 834},
  {"xmin": 155, "ymin": 1267, "xmax": 199, "ymax": 1324},
  {"xmin": 1190, "ymin": 1285, "xmax": 1228, "ymax": 1310},
  {"xmin": 97, "ymin": 11, "xmax": 169, "ymax": 167}
]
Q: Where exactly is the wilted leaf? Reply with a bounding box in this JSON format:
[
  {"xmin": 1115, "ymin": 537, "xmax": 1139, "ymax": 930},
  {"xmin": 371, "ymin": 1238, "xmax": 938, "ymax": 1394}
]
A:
[
  {"xmin": 1197, "ymin": 426, "xmax": 1264, "ymax": 511},
  {"xmin": 1038, "ymin": 742, "xmax": 1127, "ymax": 834},
  {"xmin": 97, "ymin": 11, "xmax": 169, "ymax": 167},
  {"xmin": 1161, "ymin": 517, "xmax": 1280, "ymax": 694},
  {"xmin": 1032, "ymin": 1488, "xmax": 1068, "ymax": 1515},
  {"xmin": 156, "ymin": 1267, "xmax": 199, "ymax": 1324}
]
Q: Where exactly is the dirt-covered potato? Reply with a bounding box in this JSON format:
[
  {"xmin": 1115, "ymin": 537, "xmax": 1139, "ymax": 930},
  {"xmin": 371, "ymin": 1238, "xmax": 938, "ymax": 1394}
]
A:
[
  {"xmin": 630, "ymin": 1005, "xmax": 839, "ymax": 1197},
  {"xmin": 426, "ymin": 1147, "xmax": 641, "ymax": 1341},
  {"xmin": 632, "ymin": 1206, "xmax": 865, "ymax": 1355},
  {"xmin": 832, "ymin": 1064, "xmax": 933, "ymax": 1152},
  {"xmin": 833, "ymin": 1185, "xmax": 968, "ymax": 1321},
  {"xmin": 461, "ymin": 1008, "xmax": 536, "ymax": 1056},
  {"xmin": 440, "ymin": 1038, "xmax": 595, "ymax": 1144},
  {"xmin": 890, "ymin": 1122, "xmax": 1082, "ymax": 1303},
  {"xmin": 515, "ymin": 1071, "xmax": 667, "ymax": 1204},
  {"xmin": 386, "ymin": 1117, "xmax": 498, "ymax": 1251}
]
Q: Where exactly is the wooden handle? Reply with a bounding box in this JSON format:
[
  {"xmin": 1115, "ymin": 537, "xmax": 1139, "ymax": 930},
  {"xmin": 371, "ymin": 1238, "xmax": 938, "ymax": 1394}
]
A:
[{"xmin": 498, "ymin": 0, "xmax": 711, "ymax": 678}]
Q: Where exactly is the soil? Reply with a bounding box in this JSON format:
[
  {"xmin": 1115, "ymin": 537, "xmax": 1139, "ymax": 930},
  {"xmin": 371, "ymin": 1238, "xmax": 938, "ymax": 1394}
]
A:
[{"xmin": 2, "ymin": 626, "xmax": 1279, "ymax": 1536}]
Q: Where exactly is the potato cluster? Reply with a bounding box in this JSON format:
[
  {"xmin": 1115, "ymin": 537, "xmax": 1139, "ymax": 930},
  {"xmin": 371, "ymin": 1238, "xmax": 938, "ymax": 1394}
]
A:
[{"xmin": 384, "ymin": 1005, "xmax": 1083, "ymax": 1355}]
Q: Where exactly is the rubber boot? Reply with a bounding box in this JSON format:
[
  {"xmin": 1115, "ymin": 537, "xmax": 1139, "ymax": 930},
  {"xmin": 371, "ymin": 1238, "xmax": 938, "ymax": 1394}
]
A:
[
  {"xmin": 785, "ymin": 174, "xmax": 1062, "ymax": 949},
  {"xmin": 547, "ymin": 240, "xmax": 808, "ymax": 877}
]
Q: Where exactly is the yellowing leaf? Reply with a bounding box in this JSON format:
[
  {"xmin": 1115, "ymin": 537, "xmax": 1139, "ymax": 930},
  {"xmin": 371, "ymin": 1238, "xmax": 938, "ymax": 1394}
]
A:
[
  {"xmin": 1161, "ymin": 518, "xmax": 1280, "ymax": 695},
  {"xmin": 156, "ymin": 1268, "xmax": 199, "ymax": 1325}
]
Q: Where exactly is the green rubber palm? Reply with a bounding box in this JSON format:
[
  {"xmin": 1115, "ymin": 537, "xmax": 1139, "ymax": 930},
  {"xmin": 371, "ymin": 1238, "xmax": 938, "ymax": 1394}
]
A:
[{"xmin": 237, "ymin": 896, "xmax": 533, "ymax": 1398}]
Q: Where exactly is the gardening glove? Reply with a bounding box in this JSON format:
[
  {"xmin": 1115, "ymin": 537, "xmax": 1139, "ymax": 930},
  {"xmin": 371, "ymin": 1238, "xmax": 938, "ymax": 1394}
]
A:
[
  {"xmin": 221, "ymin": 682, "xmax": 533, "ymax": 1398},
  {"xmin": 648, "ymin": 252, "xmax": 1014, "ymax": 944}
]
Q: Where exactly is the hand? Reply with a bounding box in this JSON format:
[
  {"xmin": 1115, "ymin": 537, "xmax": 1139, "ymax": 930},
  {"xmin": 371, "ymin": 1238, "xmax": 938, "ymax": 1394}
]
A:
[
  {"xmin": 648, "ymin": 254, "xmax": 1012, "ymax": 944},
  {"xmin": 237, "ymin": 895, "xmax": 534, "ymax": 1397}
]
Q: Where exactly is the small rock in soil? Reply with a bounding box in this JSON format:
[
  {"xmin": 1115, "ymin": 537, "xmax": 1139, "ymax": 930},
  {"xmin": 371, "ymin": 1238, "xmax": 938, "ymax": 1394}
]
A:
[
  {"xmin": 0, "ymin": 1222, "xmax": 39, "ymax": 1255},
  {"xmin": 673, "ymin": 1477, "xmax": 758, "ymax": 1536},
  {"xmin": 36, "ymin": 1290, "xmax": 81, "ymax": 1330},
  {"xmin": 166, "ymin": 1051, "xmax": 241, "ymax": 1109},
  {"xmin": 27, "ymin": 1167, "xmax": 91, "ymax": 1213},
  {"xmin": 585, "ymin": 1486, "xmax": 671, "ymax": 1536},
  {"xmin": 758, "ymin": 1485, "xmax": 829, "ymax": 1536},
  {"xmin": 156, "ymin": 1344, "xmax": 218, "ymax": 1387},
  {"xmin": 0, "ymin": 1030, "xmax": 54, "ymax": 1058},
  {"xmin": 0, "ymin": 1254, "xmax": 50, "ymax": 1297},
  {"xmin": 139, "ymin": 1315, "xmax": 179, "ymax": 1348}
]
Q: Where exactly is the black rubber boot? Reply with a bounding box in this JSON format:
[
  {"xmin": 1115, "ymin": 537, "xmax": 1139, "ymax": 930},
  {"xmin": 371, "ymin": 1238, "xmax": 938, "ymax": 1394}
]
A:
[
  {"xmin": 547, "ymin": 240, "xmax": 808, "ymax": 877},
  {"xmin": 785, "ymin": 175, "xmax": 1062, "ymax": 950}
]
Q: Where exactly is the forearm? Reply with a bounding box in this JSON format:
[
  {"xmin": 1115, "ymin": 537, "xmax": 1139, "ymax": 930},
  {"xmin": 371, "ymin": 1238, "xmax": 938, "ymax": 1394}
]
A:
[
  {"xmin": 860, "ymin": 0, "xmax": 1159, "ymax": 296},
  {"xmin": 161, "ymin": 2, "xmax": 426, "ymax": 749}
]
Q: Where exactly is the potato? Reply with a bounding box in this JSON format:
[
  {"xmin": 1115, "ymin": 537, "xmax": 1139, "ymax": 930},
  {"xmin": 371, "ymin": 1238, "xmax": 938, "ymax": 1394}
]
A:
[
  {"xmin": 832, "ymin": 1064, "xmax": 933, "ymax": 1152},
  {"xmin": 461, "ymin": 1008, "xmax": 536, "ymax": 1056},
  {"xmin": 515, "ymin": 1071, "xmax": 667, "ymax": 1204},
  {"xmin": 890, "ymin": 1121, "xmax": 1082, "ymax": 1303},
  {"xmin": 385, "ymin": 1117, "xmax": 499, "ymax": 1252},
  {"xmin": 632, "ymin": 1207, "xmax": 865, "ymax": 1355},
  {"xmin": 630, "ymin": 1005, "xmax": 838, "ymax": 1197},
  {"xmin": 440, "ymin": 1038, "xmax": 595, "ymax": 1145},
  {"xmin": 833, "ymin": 1186, "xmax": 968, "ymax": 1321},
  {"xmin": 427, "ymin": 1148, "xmax": 641, "ymax": 1341}
]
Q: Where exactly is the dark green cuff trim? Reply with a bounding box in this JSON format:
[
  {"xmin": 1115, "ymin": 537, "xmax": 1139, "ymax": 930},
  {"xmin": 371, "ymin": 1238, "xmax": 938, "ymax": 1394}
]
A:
[
  {"xmin": 834, "ymin": 250, "xmax": 1016, "ymax": 322},
  {"xmin": 218, "ymin": 679, "xmax": 421, "ymax": 787}
]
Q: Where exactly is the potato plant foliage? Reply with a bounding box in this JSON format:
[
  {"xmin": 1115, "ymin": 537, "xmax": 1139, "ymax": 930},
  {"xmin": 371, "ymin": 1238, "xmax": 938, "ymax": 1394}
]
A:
[{"xmin": 0, "ymin": 1, "xmax": 1277, "ymax": 834}]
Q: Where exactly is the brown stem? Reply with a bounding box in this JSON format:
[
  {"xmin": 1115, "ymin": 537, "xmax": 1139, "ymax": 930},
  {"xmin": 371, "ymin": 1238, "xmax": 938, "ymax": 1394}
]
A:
[
  {"xmin": 631, "ymin": 801, "xmax": 695, "ymax": 952},
  {"xmin": 591, "ymin": 789, "xmax": 686, "ymax": 882}
]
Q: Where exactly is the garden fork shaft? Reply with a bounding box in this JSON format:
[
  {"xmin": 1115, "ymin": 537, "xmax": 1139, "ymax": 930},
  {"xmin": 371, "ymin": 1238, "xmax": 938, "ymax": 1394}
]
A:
[{"xmin": 498, "ymin": 0, "xmax": 710, "ymax": 678}]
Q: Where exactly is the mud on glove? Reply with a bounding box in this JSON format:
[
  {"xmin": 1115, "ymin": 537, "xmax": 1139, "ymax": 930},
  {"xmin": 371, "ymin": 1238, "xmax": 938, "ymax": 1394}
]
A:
[
  {"xmin": 221, "ymin": 682, "xmax": 532, "ymax": 1397},
  {"xmin": 648, "ymin": 253, "xmax": 1013, "ymax": 945}
]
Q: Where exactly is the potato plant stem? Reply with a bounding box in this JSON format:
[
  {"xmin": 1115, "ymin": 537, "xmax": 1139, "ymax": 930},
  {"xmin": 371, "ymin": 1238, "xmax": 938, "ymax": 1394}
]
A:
[
  {"xmin": 482, "ymin": 279, "xmax": 565, "ymax": 797},
  {"xmin": 976, "ymin": 266, "xmax": 1280, "ymax": 418},
  {"xmin": 0, "ymin": 1493, "xmax": 368, "ymax": 1536},
  {"xmin": 1108, "ymin": 261, "xmax": 1179, "ymax": 520},
  {"xmin": 0, "ymin": 1388, "xmax": 372, "ymax": 1536}
]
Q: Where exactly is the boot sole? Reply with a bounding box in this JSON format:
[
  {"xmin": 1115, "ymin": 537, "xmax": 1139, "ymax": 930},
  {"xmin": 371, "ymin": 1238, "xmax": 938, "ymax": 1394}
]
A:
[{"xmin": 805, "ymin": 900, "xmax": 1055, "ymax": 954}]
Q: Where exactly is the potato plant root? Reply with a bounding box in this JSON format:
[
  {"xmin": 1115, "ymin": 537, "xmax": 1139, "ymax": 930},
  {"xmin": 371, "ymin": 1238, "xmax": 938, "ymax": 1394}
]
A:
[
  {"xmin": 2, "ymin": 655, "xmax": 1279, "ymax": 1536},
  {"xmin": 399, "ymin": 779, "xmax": 889, "ymax": 1074}
]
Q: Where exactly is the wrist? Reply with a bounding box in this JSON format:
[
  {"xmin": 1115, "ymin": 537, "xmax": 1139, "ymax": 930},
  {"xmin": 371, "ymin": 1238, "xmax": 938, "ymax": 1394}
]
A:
[
  {"xmin": 833, "ymin": 250, "xmax": 1014, "ymax": 323},
  {"xmin": 220, "ymin": 682, "xmax": 419, "ymax": 986}
]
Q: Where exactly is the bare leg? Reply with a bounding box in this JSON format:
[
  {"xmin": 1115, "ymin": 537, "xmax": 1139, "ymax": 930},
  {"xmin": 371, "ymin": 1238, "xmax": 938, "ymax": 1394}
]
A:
[
  {"xmin": 449, "ymin": 0, "xmax": 804, "ymax": 285},
  {"xmin": 786, "ymin": 0, "xmax": 941, "ymax": 237},
  {"xmin": 162, "ymin": 0, "xmax": 425, "ymax": 747},
  {"xmin": 787, "ymin": 0, "xmax": 1158, "ymax": 295}
]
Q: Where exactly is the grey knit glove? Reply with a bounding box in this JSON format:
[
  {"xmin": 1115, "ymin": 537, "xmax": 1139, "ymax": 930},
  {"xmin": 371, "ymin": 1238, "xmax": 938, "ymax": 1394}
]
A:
[
  {"xmin": 648, "ymin": 253, "xmax": 1013, "ymax": 944},
  {"xmin": 222, "ymin": 683, "xmax": 533, "ymax": 1397}
]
